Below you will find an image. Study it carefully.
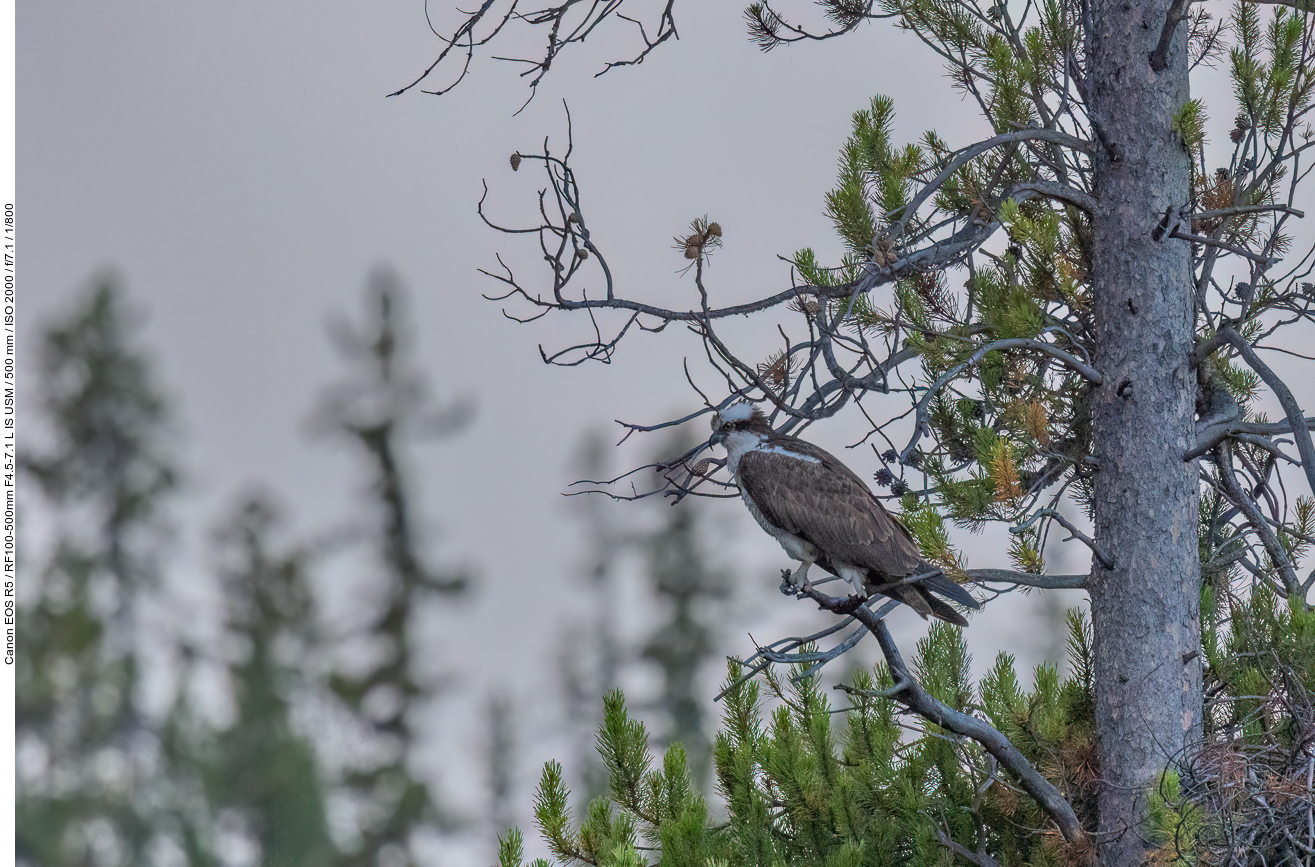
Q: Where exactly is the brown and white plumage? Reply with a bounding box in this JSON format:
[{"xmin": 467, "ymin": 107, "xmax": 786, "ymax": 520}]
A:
[{"xmin": 709, "ymin": 401, "xmax": 978, "ymax": 626}]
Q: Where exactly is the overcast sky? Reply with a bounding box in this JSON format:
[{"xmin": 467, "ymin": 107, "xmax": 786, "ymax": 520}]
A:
[{"xmin": 22, "ymin": 2, "xmax": 1308, "ymax": 862}]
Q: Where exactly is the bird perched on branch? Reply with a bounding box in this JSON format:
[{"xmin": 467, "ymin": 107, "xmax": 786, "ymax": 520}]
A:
[{"xmin": 709, "ymin": 400, "xmax": 978, "ymax": 626}]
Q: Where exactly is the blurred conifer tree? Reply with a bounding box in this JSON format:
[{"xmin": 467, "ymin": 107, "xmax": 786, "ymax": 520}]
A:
[{"xmin": 312, "ymin": 268, "xmax": 473, "ymax": 865}]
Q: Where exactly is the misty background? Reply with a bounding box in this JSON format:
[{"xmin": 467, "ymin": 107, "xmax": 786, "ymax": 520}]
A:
[{"xmin": 17, "ymin": 1, "xmax": 1250, "ymax": 863}]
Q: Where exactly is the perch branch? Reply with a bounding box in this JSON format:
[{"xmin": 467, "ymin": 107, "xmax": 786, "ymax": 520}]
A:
[
  {"xmin": 1212, "ymin": 442, "xmax": 1302, "ymax": 597},
  {"xmin": 794, "ymin": 583, "xmax": 1089, "ymax": 845}
]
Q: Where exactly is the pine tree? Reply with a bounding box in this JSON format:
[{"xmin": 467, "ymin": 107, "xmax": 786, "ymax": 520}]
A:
[
  {"xmin": 202, "ymin": 494, "xmax": 338, "ymax": 865},
  {"xmin": 504, "ymin": 619, "xmax": 1105, "ymax": 867},
  {"xmin": 311, "ymin": 269, "xmax": 472, "ymax": 864},
  {"xmin": 18, "ymin": 279, "xmax": 349, "ymax": 866},
  {"xmin": 17, "ymin": 279, "xmax": 178, "ymax": 866},
  {"xmin": 397, "ymin": 0, "xmax": 1315, "ymax": 863},
  {"xmin": 638, "ymin": 453, "xmax": 731, "ymax": 790}
]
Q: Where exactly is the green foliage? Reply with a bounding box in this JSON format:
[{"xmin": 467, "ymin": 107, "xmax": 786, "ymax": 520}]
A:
[
  {"xmin": 1207, "ymin": 588, "xmax": 1315, "ymax": 740},
  {"xmin": 507, "ymin": 620, "xmax": 1103, "ymax": 866},
  {"xmin": 789, "ymin": 2, "xmax": 1313, "ymax": 592},
  {"xmin": 765, "ymin": 6, "xmax": 1315, "ymax": 860},
  {"xmin": 499, "ymin": 828, "xmax": 528, "ymax": 867},
  {"xmin": 517, "ymin": 0, "xmax": 1314, "ymax": 861},
  {"xmin": 1172, "ymin": 98, "xmax": 1209, "ymax": 156},
  {"xmin": 822, "ymin": 95, "xmax": 925, "ymax": 256},
  {"xmin": 800, "ymin": 83, "xmax": 1100, "ymax": 538},
  {"xmin": 898, "ymin": 494, "xmax": 964, "ymax": 571},
  {"xmin": 17, "ymin": 280, "xmax": 183, "ymax": 866},
  {"xmin": 791, "ymin": 247, "xmax": 841, "ymax": 289},
  {"xmin": 1232, "ymin": 5, "xmax": 1315, "ymax": 136},
  {"xmin": 1145, "ymin": 770, "xmax": 1204, "ymax": 866},
  {"xmin": 1009, "ymin": 526, "xmax": 1045, "ymax": 575}
]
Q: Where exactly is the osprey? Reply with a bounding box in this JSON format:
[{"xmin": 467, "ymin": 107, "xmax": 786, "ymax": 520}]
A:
[{"xmin": 709, "ymin": 401, "xmax": 978, "ymax": 626}]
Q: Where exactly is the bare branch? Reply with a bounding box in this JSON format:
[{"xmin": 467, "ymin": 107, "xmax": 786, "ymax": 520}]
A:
[
  {"xmin": 1188, "ymin": 204, "xmax": 1306, "ymax": 223},
  {"xmin": 1011, "ymin": 509, "xmax": 1113, "ymax": 570},
  {"xmin": 1212, "ymin": 442, "xmax": 1303, "ymax": 597},
  {"xmin": 388, "ymin": 0, "xmax": 514, "ymax": 98},
  {"xmin": 1217, "ymin": 326, "xmax": 1315, "ymax": 497},
  {"xmin": 934, "ymin": 829, "xmax": 1004, "ymax": 867},
  {"xmin": 1169, "ymin": 225, "xmax": 1281, "ymax": 267},
  {"xmin": 966, "ymin": 568, "xmax": 1087, "ymax": 590},
  {"xmin": 1187, "ymin": 417, "xmax": 1315, "ymax": 463},
  {"xmin": 715, "ymin": 594, "xmax": 904, "ymax": 699},
  {"xmin": 391, "ymin": 0, "xmax": 679, "ymax": 103}
]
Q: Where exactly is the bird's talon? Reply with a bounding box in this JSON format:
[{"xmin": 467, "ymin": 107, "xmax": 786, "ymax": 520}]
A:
[{"xmin": 779, "ymin": 569, "xmax": 812, "ymax": 597}]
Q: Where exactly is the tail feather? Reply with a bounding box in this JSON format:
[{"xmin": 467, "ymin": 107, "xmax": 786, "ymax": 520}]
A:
[
  {"xmin": 919, "ymin": 590, "xmax": 970, "ymax": 627},
  {"xmin": 919, "ymin": 568, "xmax": 980, "ymax": 611},
  {"xmin": 897, "ymin": 562, "xmax": 978, "ymax": 626},
  {"xmin": 814, "ymin": 552, "xmax": 980, "ymax": 626},
  {"xmin": 870, "ymin": 570, "xmax": 977, "ymax": 628}
]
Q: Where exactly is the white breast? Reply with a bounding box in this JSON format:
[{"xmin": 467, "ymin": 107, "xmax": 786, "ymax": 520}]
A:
[{"xmin": 719, "ymin": 428, "xmax": 764, "ymax": 475}]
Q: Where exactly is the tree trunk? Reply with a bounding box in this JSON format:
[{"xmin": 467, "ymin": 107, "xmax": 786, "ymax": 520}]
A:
[{"xmin": 1088, "ymin": 2, "xmax": 1203, "ymax": 864}]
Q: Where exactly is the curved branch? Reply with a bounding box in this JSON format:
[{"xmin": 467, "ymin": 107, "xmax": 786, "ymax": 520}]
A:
[
  {"xmin": 1010, "ymin": 180, "xmax": 1098, "ymax": 214},
  {"xmin": 1212, "ymin": 442, "xmax": 1302, "ymax": 597},
  {"xmin": 799, "ymin": 585, "xmax": 1089, "ymax": 846},
  {"xmin": 1186, "ymin": 417, "xmax": 1315, "ymax": 462},
  {"xmin": 1217, "ymin": 327, "xmax": 1315, "ymax": 497},
  {"xmin": 890, "ymin": 128, "xmax": 1095, "ymax": 241},
  {"xmin": 745, "ymin": 0, "xmax": 892, "ymax": 51},
  {"xmin": 900, "ymin": 336, "xmax": 1104, "ymax": 462}
]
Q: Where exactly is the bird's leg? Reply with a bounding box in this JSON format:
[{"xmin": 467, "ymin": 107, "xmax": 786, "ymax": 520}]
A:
[
  {"xmin": 834, "ymin": 566, "xmax": 870, "ymax": 610},
  {"xmin": 778, "ymin": 558, "xmax": 815, "ymax": 596}
]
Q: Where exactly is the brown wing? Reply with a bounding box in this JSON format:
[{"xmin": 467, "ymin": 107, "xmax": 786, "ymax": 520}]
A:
[{"xmin": 736, "ymin": 444, "xmax": 922, "ymax": 579}]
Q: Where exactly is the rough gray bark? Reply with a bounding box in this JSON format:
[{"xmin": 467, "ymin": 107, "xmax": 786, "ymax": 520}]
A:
[{"xmin": 1088, "ymin": 2, "xmax": 1203, "ymax": 864}]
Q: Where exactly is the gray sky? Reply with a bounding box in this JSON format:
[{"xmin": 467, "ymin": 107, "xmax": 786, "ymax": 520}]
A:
[{"xmin": 22, "ymin": 2, "xmax": 1306, "ymax": 862}]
